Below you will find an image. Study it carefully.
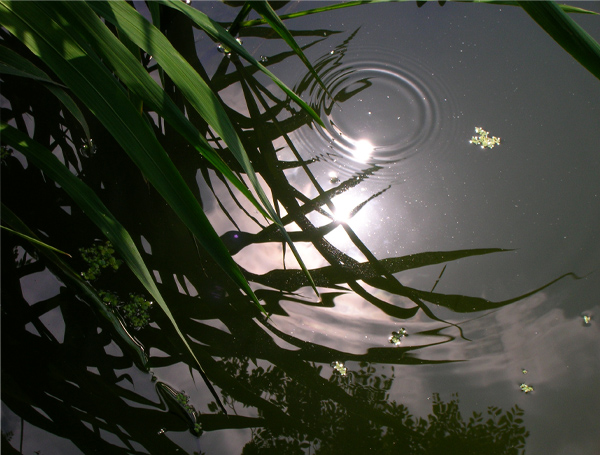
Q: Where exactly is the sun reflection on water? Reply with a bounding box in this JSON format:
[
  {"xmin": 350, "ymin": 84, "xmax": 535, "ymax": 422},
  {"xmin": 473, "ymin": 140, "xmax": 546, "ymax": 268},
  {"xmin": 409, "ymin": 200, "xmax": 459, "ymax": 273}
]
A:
[{"xmin": 351, "ymin": 138, "xmax": 374, "ymax": 163}]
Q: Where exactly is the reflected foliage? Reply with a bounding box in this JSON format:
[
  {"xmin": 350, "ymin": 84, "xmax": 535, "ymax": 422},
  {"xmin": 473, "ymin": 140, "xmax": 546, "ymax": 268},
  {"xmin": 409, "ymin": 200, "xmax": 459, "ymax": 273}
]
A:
[{"xmin": 3, "ymin": 0, "xmax": 595, "ymax": 453}]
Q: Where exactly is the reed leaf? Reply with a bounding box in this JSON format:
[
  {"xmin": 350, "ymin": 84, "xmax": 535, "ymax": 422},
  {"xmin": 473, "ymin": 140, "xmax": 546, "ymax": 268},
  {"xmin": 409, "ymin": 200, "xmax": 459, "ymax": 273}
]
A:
[
  {"xmin": 1, "ymin": 202, "xmax": 149, "ymax": 371},
  {"xmin": 152, "ymin": 0, "xmax": 320, "ymax": 294},
  {"xmin": 0, "ymin": 224, "xmax": 72, "ymax": 258},
  {"xmin": 236, "ymin": 1, "xmax": 597, "ymax": 28},
  {"xmin": 250, "ymin": 1, "xmax": 331, "ymax": 97},
  {"xmin": 0, "ymin": 44, "xmax": 91, "ymax": 140},
  {"xmin": 40, "ymin": 1, "xmax": 265, "ymax": 219},
  {"xmin": 0, "ymin": 123, "xmax": 226, "ymax": 411},
  {"xmin": 518, "ymin": 0, "xmax": 600, "ymax": 81},
  {"xmin": 154, "ymin": 0, "xmax": 324, "ymax": 127}
]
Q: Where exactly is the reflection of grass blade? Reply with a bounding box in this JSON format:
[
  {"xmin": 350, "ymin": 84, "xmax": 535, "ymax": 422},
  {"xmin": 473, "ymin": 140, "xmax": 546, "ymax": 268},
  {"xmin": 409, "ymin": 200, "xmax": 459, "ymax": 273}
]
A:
[
  {"xmin": 0, "ymin": 44, "xmax": 91, "ymax": 140},
  {"xmin": 250, "ymin": 1, "xmax": 332, "ymax": 97},
  {"xmin": 518, "ymin": 0, "xmax": 600, "ymax": 81},
  {"xmin": 155, "ymin": 0, "xmax": 324, "ymax": 127},
  {"xmin": 247, "ymin": 248, "xmax": 510, "ymax": 291},
  {"xmin": 0, "ymin": 224, "xmax": 72, "ymax": 258},
  {"xmin": 1, "ymin": 203, "xmax": 149, "ymax": 371}
]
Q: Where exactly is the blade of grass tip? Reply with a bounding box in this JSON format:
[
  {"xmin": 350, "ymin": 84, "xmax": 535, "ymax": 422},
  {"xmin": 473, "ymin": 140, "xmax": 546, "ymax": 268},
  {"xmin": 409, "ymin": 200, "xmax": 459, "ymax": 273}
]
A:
[
  {"xmin": 0, "ymin": 44, "xmax": 91, "ymax": 141},
  {"xmin": 155, "ymin": 0, "xmax": 324, "ymax": 127},
  {"xmin": 517, "ymin": 0, "xmax": 600, "ymax": 81},
  {"xmin": 1, "ymin": 202, "xmax": 149, "ymax": 370},
  {"xmin": 0, "ymin": 225, "xmax": 72, "ymax": 257},
  {"xmin": 97, "ymin": 0, "xmax": 319, "ymax": 296},
  {"xmin": 85, "ymin": 1, "xmax": 269, "ymax": 221},
  {"xmin": 0, "ymin": 123, "xmax": 227, "ymax": 413},
  {"xmin": 237, "ymin": 1, "xmax": 395, "ymax": 27},
  {"xmin": 228, "ymin": 1, "xmax": 254, "ymax": 37},
  {"xmin": 459, "ymin": 1, "xmax": 599, "ymax": 15},
  {"xmin": 250, "ymin": 1, "xmax": 333, "ymax": 99}
]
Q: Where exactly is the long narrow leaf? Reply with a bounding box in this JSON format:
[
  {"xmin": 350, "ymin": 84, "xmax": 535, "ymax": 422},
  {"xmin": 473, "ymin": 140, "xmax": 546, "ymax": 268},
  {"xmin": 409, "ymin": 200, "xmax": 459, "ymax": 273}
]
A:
[
  {"xmin": 236, "ymin": 0, "xmax": 597, "ymax": 27},
  {"xmin": 0, "ymin": 44, "xmax": 91, "ymax": 140},
  {"xmin": 250, "ymin": 1, "xmax": 331, "ymax": 97},
  {"xmin": 38, "ymin": 1, "xmax": 266, "ymax": 219},
  {"xmin": 147, "ymin": 0, "xmax": 320, "ymax": 294},
  {"xmin": 518, "ymin": 0, "xmax": 600, "ymax": 81},
  {"xmin": 0, "ymin": 123, "xmax": 226, "ymax": 412},
  {"xmin": 0, "ymin": 0, "xmax": 260, "ymax": 308},
  {"xmin": 154, "ymin": 0, "xmax": 324, "ymax": 127},
  {"xmin": 1, "ymin": 202, "xmax": 148, "ymax": 370},
  {"xmin": 1, "ymin": 224, "xmax": 72, "ymax": 257}
]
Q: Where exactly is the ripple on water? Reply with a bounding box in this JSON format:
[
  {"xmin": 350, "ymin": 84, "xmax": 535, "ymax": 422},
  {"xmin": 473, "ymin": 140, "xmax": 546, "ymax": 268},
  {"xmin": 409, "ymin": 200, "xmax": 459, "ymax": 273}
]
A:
[{"xmin": 292, "ymin": 45, "xmax": 458, "ymax": 183}]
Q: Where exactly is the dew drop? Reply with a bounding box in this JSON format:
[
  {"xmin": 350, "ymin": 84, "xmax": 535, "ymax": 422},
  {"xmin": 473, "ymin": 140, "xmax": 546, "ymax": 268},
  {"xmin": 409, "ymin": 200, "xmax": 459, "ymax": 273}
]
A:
[{"xmin": 79, "ymin": 139, "xmax": 97, "ymax": 158}]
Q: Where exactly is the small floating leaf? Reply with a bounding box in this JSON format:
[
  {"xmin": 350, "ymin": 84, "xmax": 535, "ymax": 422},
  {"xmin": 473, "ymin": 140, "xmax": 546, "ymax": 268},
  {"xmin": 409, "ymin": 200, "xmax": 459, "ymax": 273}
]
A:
[
  {"xmin": 469, "ymin": 127, "xmax": 501, "ymax": 149},
  {"xmin": 520, "ymin": 383, "xmax": 534, "ymax": 393}
]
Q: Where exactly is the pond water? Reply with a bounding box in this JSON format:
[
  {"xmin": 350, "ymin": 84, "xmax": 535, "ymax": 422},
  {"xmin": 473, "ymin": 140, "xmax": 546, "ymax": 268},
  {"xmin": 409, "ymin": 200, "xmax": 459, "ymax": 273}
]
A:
[{"xmin": 2, "ymin": 1, "xmax": 600, "ymax": 454}]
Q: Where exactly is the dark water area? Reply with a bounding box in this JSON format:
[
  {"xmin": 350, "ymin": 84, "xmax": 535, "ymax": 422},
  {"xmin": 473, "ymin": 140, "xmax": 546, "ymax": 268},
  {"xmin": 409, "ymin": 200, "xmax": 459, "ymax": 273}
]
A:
[{"xmin": 2, "ymin": 1, "xmax": 600, "ymax": 454}]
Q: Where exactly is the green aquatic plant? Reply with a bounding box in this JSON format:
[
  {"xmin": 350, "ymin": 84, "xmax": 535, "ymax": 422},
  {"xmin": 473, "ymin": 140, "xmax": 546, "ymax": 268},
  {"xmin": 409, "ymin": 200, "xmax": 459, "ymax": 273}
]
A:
[
  {"xmin": 79, "ymin": 241, "xmax": 122, "ymax": 281},
  {"xmin": 469, "ymin": 127, "xmax": 501, "ymax": 149},
  {"xmin": 389, "ymin": 328, "xmax": 409, "ymax": 346}
]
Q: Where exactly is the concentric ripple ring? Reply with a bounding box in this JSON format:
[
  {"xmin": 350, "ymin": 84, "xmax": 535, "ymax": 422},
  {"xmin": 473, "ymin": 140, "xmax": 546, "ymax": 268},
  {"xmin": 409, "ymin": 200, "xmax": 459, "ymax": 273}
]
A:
[{"xmin": 291, "ymin": 45, "xmax": 457, "ymax": 182}]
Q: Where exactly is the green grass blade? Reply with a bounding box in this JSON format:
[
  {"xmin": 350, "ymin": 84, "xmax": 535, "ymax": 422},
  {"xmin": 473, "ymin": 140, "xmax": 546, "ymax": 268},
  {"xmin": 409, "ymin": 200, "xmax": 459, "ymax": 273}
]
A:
[
  {"xmin": 0, "ymin": 0, "xmax": 260, "ymax": 309},
  {"xmin": 460, "ymin": 1, "xmax": 598, "ymax": 15},
  {"xmin": 1, "ymin": 204, "xmax": 149, "ymax": 371},
  {"xmin": 517, "ymin": 0, "xmax": 600, "ymax": 81},
  {"xmin": 94, "ymin": 0, "xmax": 319, "ymax": 296},
  {"xmin": 236, "ymin": 0, "xmax": 597, "ymax": 28},
  {"xmin": 0, "ymin": 123, "xmax": 225, "ymax": 411},
  {"xmin": 0, "ymin": 44, "xmax": 91, "ymax": 140},
  {"xmin": 0, "ymin": 224, "xmax": 72, "ymax": 257},
  {"xmin": 41, "ymin": 1, "xmax": 264, "ymax": 218},
  {"xmin": 250, "ymin": 1, "xmax": 331, "ymax": 97},
  {"xmin": 154, "ymin": 0, "xmax": 324, "ymax": 127}
]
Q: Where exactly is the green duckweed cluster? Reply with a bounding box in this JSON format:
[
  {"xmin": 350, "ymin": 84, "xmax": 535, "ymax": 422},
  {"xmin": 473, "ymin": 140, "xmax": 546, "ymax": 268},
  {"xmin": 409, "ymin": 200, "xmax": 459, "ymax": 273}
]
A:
[
  {"xmin": 99, "ymin": 290, "xmax": 152, "ymax": 329},
  {"xmin": 176, "ymin": 392, "xmax": 202, "ymax": 435},
  {"xmin": 79, "ymin": 241, "xmax": 122, "ymax": 280}
]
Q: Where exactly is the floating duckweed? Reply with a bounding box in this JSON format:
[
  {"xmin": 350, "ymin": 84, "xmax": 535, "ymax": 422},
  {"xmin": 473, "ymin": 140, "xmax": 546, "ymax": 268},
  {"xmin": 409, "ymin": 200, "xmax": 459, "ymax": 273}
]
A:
[
  {"xmin": 389, "ymin": 328, "xmax": 408, "ymax": 346},
  {"xmin": 79, "ymin": 241, "xmax": 122, "ymax": 280},
  {"xmin": 99, "ymin": 291, "xmax": 152, "ymax": 329},
  {"xmin": 98, "ymin": 290, "xmax": 119, "ymax": 308},
  {"xmin": 121, "ymin": 293, "xmax": 153, "ymax": 329},
  {"xmin": 582, "ymin": 314, "xmax": 592, "ymax": 326},
  {"xmin": 175, "ymin": 392, "xmax": 203, "ymax": 436},
  {"xmin": 469, "ymin": 127, "xmax": 501, "ymax": 149},
  {"xmin": 259, "ymin": 55, "xmax": 268, "ymax": 63},
  {"xmin": 331, "ymin": 361, "xmax": 347, "ymax": 377},
  {"xmin": 521, "ymin": 368, "xmax": 528, "ymax": 375},
  {"xmin": 520, "ymin": 383, "xmax": 534, "ymax": 394}
]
